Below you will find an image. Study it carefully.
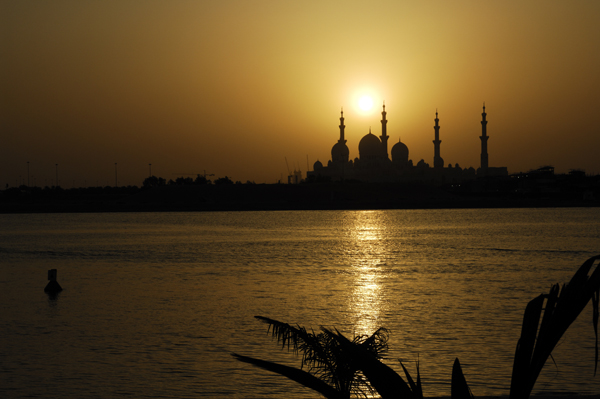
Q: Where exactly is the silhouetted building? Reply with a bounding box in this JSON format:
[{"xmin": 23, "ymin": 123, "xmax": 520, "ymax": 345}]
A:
[
  {"xmin": 480, "ymin": 103, "xmax": 489, "ymax": 173},
  {"xmin": 331, "ymin": 109, "xmax": 349, "ymax": 164},
  {"xmin": 433, "ymin": 110, "xmax": 443, "ymax": 169},
  {"xmin": 308, "ymin": 103, "xmax": 505, "ymax": 184},
  {"xmin": 476, "ymin": 103, "xmax": 507, "ymax": 177}
]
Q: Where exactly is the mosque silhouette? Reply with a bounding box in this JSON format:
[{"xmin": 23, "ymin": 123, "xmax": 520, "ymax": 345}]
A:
[{"xmin": 307, "ymin": 104, "xmax": 507, "ymax": 184}]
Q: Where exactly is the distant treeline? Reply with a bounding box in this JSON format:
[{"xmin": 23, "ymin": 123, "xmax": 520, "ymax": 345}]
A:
[
  {"xmin": 142, "ymin": 174, "xmax": 251, "ymax": 187},
  {"xmin": 1, "ymin": 174, "xmax": 256, "ymax": 195},
  {"xmin": 2, "ymin": 184, "xmax": 140, "ymax": 198},
  {"xmin": 1, "ymin": 170, "xmax": 598, "ymax": 214}
]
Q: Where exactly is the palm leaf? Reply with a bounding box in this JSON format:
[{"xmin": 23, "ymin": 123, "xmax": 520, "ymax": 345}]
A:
[
  {"xmin": 510, "ymin": 255, "xmax": 600, "ymax": 399},
  {"xmin": 400, "ymin": 359, "xmax": 423, "ymax": 399},
  {"xmin": 451, "ymin": 358, "xmax": 474, "ymax": 399},
  {"xmin": 254, "ymin": 316, "xmax": 313, "ymax": 356},
  {"xmin": 232, "ymin": 353, "xmax": 345, "ymax": 399},
  {"xmin": 327, "ymin": 327, "xmax": 415, "ymax": 399},
  {"xmin": 510, "ymin": 293, "xmax": 545, "ymax": 399},
  {"xmin": 251, "ymin": 316, "xmax": 373, "ymax": 397},
  {"xmin": 254, "ymin": 316, "xmax": 341, "ymax": 385}
]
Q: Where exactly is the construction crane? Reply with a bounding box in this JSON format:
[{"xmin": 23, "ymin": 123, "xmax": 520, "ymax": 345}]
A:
[
  {"xmin": 284, "ymin": 157, "xmax": 291, "ymax": 176},
  {"xmin": 284, "ymin": 157, "xmax": 302, "ymax": 184}
]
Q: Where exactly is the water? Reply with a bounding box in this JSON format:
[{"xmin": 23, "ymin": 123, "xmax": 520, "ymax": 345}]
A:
[{"xmin": 1, "ymin": 208, "xmax": 599, "ymax": 398}]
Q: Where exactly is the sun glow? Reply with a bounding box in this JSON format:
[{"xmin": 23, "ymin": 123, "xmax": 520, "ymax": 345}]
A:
[{"xmin": 358, "ymin": 95, "xmax": 374, "ymax": 112}]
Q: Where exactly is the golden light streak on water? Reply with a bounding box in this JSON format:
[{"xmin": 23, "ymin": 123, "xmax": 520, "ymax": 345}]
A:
[{"xmin": 344, "ymin": 210, "xmax": 390, "ymax": 336}]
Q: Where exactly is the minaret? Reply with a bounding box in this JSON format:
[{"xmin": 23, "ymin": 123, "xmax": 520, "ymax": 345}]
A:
[
  {"xmin": 480, "ymin": 103, "xmax": 489, "ymax": 174},
  {"xmin": 433, "ymin": 109, "xmax": 443, "ymax": 169},
  {"xmin": 380, "ymin": 102, "xmax": 389, "ymax": 159},
  {"xmin": 338, "ymin": 108, "xmax": 346, "ymax": 144}
]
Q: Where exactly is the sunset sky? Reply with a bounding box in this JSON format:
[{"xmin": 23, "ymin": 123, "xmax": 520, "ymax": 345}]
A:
[{"xmin": 2, "ymin": 1, "xmax": 599, "ymax": 187}]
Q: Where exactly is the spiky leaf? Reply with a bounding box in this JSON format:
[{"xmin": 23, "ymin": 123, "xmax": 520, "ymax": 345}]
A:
[{"xmin": 451, "ymin": 358, "xmax": 474, "ymax": 399}]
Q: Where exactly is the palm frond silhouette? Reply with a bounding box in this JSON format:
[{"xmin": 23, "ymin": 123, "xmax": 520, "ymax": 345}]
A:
[{"xmin": 233, "ymin": 316, "xmax": 393, "ymax": 398}]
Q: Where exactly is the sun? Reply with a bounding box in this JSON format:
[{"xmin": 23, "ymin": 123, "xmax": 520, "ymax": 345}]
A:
[{"xmin": 358, "ymin": 95, "xmax": 374, "ymax": 112}]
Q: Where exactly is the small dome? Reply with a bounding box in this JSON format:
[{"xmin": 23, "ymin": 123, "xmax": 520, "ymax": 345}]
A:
[
  {"xmin": 331, "ymin": 142, "xmax": 349, "ymax": 163},
  {"xmin": 313, "ymin": 160, "xmax": 323, "ymax": 170},
  {"xmin": 391, "ymin": 139, "xmax": 409, "ymax": 163},
  {"xmin": 358, "ymin": 133, "xmax": 382, "ymax": 160}
]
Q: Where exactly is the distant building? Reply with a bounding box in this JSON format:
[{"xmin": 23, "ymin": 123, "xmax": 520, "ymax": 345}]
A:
[
  {"xmin": 308, "ymin": 103, "xmax": 506, "ymax": 184},
  {"xmin": 288, "ymin": 169, "xmax": 302, "ymax": 184},
  {"xmin": 477, "ymin": 103, "xmax": 507, "ymax": 177}
]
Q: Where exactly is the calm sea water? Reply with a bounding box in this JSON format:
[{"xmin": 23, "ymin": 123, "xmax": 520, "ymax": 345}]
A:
[{"xmin": 1, "ymin": 209, "xmax": 599, "ymax": 398}]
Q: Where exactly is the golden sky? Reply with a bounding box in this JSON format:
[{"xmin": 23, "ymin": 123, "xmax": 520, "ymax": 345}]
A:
[{"xmin": 1, "ymin": 0, "xmax": 599, "ymax": 186}]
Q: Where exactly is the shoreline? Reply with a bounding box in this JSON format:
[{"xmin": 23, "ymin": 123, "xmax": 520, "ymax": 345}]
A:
[{"xmin": 1, "ymin": 183, "xmax": 598, "ymax": 214}]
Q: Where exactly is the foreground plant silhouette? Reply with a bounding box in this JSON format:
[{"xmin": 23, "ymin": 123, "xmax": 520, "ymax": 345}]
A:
[
  {"xmin": 510, "ymin": 254, "xmax": 600, "ymax": 399},
  {"xmin": 233, "ymin": 255, "xmax": 600, "ymax": 399},
  {"xmin": 233, "ymin": 316, "xmax": 402, "ymax": 399}
]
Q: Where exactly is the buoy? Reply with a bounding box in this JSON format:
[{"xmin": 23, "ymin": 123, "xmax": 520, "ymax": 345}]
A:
[{"xmin": 44, "ymin": 269, "xmax": 63, "ymax": 294}]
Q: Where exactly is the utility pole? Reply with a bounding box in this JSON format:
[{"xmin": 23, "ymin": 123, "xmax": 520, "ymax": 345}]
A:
[
  {"xmin": 27, "ymin": 161, "xmax": 30, "ymax": 187},
  {"xmin": 55, "ymin": 164, "xmax": 59, "ymax": 187},
  {"xmin": 115, "ymin": 163, "xmax": 118, "ymax": 187},
  {"xmin": 149, "ymin": 163, "xmax": 152, "ymax": 177}
]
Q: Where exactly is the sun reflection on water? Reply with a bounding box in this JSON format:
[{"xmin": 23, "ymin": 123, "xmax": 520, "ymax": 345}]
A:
[{"xmin": 343, "ymin": 210, "xmax": 391, "ymax": 336}]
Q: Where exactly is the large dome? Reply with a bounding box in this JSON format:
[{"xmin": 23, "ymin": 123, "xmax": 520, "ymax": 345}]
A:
[
  {"xmin": 331, "ymin": 142, "xmax": 349, "ymax": 163},
  {"xmin": 391, "ymin": 139, "xmax": 409, "ymax": 163},
  {"xmin": 358, "ymin": 133, "xmax": 382, "ymax": 160}
]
